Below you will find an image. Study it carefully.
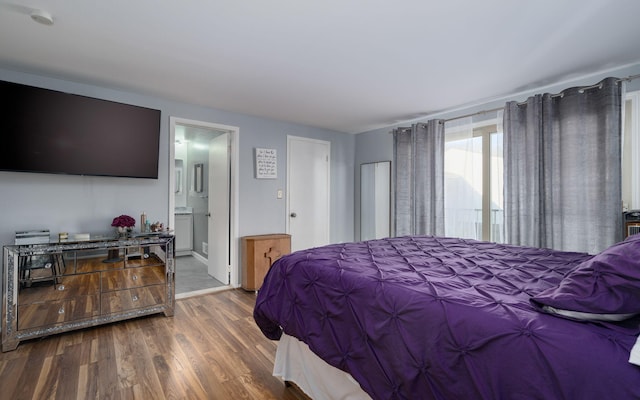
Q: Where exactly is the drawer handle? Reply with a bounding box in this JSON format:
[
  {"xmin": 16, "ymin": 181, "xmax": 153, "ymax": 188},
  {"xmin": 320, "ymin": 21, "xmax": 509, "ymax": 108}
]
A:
[
  {"xmin": 132, "ymin": 275, "xmax": 138, "ymax": 281},
  {"xmin": 132, "ymin": 295, "xmax": 139, "ymax": 302},
  {"xmin": 58, "ymin": 307, "xmax": 65, "ymax": 314},
  {"xmin": 58, "ymin": 285, "xmax": 65, "ymax": 291}
]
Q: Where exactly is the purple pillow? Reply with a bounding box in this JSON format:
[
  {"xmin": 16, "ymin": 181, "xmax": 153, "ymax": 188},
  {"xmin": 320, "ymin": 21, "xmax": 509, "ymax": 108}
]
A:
[{"xmin": 531, "ymin": 235, "xmax": 640, "ymax": 321}]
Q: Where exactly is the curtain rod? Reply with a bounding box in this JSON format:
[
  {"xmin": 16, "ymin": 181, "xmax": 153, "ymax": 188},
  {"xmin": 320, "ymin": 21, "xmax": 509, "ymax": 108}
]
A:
[
  {"xmin": 620, "ymin": 73, "xmax": 640, "ymax": 83},
  {"xmin": 391, "ymin": 73, "xmax": 640, "ymax": 131},
  {"xmin": 514, "ymin": 74, "xmax": 640, "ymax": 106},
  {"xmin": 393, "ymin": 107, "xmax": 503, "ymax": 130},
  {"xmin": 442, "ymin": 107, "xmax": 503, "ymax": 123}
]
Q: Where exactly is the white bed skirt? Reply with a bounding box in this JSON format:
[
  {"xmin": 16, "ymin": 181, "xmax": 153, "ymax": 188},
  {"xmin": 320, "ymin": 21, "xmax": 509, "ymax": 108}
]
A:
[{"xmin": 274, "ymin": 334, "xmax": 371, "ymax": 400}]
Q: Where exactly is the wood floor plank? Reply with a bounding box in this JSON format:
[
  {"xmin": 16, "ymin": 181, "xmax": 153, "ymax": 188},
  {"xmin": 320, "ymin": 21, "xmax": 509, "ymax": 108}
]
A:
[
  {"xmin": 77, "ymin": 362, "xmax": 99, "ymax": 400},
  {"xmin": 1, "ymin": 354, "xmax": 30, "ymax": 399},
  {"xmin": 95, "ymin": 327, "xmax": 120, "ymax": 399},
  {"xmin": 31, "ymin": 355, "xmax": 57, "ymax": 400},
  {"xmin": 52, "ymin": 342, "xmax": 82, "ymax": 399}
]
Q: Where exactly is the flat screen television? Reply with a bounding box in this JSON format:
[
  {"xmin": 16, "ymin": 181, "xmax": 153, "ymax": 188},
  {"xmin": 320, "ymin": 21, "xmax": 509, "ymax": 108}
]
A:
[{"xmin": 0, "ymin": 79, "xmax": 161, "ymax": 179}]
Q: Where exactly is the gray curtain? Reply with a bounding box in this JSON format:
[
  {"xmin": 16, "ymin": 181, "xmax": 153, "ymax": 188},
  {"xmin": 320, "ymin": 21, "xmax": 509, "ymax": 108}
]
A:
[
  {"xmin": 393, "ymin": 120, "xmax": 445, "ymax": 236},
  {"xmin": 504, "ymin": 77, "xmax": 622, "ymax": 254}
]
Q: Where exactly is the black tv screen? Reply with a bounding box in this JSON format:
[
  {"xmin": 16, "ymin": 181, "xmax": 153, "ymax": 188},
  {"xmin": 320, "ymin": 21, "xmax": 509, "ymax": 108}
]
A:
[{"xmin": 0, "ymin": 80, "xmax": 161, "ymax": 179}]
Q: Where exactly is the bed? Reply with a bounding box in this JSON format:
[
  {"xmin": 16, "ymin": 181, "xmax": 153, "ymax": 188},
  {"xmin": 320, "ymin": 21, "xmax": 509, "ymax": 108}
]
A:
[{"xmin": 253, "ymin": 235, "xmax": 640, "ymax": 400}]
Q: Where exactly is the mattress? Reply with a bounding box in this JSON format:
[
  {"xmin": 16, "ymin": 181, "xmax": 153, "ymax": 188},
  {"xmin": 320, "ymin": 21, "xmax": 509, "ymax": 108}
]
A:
[{"xmin": 274, "ymin": 333, "xmax": 370, "ymax": 400}]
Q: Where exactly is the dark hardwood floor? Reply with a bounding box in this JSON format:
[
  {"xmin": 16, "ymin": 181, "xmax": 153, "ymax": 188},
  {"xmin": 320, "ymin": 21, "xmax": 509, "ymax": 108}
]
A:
[{"xmin": 0, "ymin": 289, "xmax": 307, "ymax": 400}]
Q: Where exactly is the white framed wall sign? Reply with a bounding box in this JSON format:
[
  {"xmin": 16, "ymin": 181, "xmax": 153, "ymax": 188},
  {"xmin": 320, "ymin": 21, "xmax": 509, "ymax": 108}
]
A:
[{"xmin": 255, "ymin": 148, "xmax": 277, "ymax": 179}]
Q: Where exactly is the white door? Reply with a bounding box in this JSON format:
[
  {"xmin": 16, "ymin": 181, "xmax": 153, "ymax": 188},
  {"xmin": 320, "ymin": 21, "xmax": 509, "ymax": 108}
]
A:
[
  {"xmin": 208, "ymin": 133, "xmax": 230, "ymax": 284},
  {"xmin": 287, "ymin": 136, "xmax": 330, "ymax": 251}
]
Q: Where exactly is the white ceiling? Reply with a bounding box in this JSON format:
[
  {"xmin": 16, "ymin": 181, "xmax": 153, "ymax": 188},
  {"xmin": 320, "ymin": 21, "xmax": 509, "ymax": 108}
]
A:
[{"xmin": 2, "ymin": 0, "xmax": 640, "ymax": 134}]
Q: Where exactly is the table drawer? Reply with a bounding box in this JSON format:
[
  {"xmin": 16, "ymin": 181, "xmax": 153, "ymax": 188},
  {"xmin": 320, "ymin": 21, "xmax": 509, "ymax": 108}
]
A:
[
  {"xmin": 101, "ymin": 285, "xmax": 166, "ymax": 314},
  {"xmin": 18, "ymin": 295, "xmax": 101, "ymax": 330},
  {"xmin": 19, "ymin": 273, "xmax": 100, "ymax": 305},
  {"xmin": 102, "ymin": 265, "xmax": 165, "ymax": 292}
]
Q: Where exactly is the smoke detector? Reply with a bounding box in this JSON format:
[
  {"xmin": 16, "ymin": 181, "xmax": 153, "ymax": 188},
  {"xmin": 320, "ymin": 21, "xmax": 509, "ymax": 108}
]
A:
[{"xmin": 30, "ymin": 9, "xmax": 54, "ymax": 26}]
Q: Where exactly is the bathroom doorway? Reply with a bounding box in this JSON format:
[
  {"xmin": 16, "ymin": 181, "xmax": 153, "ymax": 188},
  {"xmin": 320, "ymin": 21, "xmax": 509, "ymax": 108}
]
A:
[{"xmin": 169, "ymin": 117, "xmax": 239, "ymax": 298}]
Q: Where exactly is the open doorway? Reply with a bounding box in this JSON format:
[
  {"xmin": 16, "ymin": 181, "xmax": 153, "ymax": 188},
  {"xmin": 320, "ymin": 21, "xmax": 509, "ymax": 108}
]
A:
[{"xmin": 169, "ymin": 117, "xmax": 239, "ymax": 298}]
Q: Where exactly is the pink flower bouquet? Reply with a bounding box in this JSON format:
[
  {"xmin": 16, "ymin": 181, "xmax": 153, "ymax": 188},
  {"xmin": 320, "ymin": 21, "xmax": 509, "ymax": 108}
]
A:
[{"xmin": 111, "ymin": 214, "xmax": 136, "ymax": 228}]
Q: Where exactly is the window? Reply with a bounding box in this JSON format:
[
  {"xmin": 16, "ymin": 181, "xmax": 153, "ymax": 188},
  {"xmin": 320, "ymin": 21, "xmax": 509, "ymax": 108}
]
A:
[{"xmin": 444, "ymin": 117, "xmax": 503, "ymax": 242}]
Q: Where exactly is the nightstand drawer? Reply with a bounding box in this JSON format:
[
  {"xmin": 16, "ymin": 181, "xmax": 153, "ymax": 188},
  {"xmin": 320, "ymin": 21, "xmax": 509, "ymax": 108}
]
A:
[
  {"xmin": 18, "ymin": 273, "xmax": 100, "ymax": 305},
  {"xmin": 18, "ymin": 295, "xmax": 101, "ymax": 330},
  {"xmin": 101, "ymin": 285, "xmax": 166, "ymax": 314},
  {"xmin": 102, "ymin": 265, "xmax": 165, "ymax": 292}
]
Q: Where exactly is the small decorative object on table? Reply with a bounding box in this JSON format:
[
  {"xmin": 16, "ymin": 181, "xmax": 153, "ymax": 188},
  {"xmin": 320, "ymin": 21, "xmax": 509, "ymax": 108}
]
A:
[
  {"xmin": 111, "ymin": 214, "xmax": 136, "ymax": 238},
  {"xmin": 140, "ymin": 212, "xmax": 147, "ymax": 232}
]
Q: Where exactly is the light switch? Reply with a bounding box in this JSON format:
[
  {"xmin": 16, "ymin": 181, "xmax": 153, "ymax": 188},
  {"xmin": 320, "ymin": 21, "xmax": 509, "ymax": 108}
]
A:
[{"xmin": 277, "ymin": 189, "xmax": 283, "ymax": 199}]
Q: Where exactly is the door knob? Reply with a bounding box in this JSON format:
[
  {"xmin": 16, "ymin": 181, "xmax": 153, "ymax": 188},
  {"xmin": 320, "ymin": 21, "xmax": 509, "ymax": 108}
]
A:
[
  {"xmin": 290, "ymin": 212, "xmax": 297, "ymax": 218},
  {"xmin": 206, "ymin": 213, "xmax": 211, "ymax": 217}
]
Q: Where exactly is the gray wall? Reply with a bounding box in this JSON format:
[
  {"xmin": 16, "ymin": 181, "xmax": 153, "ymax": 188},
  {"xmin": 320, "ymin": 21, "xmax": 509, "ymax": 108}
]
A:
[
  {"xmin": 354, "ymin": 62, "xmax": 640, "ymax": 240},
  {"xmin": 0, "ymin": 68, "xmax": 355, "ymax": 266}
]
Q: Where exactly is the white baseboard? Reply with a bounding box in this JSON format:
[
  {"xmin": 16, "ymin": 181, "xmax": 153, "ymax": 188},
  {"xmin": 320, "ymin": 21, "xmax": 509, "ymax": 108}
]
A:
[
  {"xmin": 175, "ymin": 285, "xmax": 231, "ymax": 299},
  {"xmin": 191, "ymin": 251, "xmax": 207, "ymax": 264}
]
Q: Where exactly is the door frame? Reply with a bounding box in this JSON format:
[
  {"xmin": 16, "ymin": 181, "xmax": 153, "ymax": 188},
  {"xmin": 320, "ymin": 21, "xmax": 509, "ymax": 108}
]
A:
[
  {"xmin": 286, "ymin": 135, "xmax": 331, "ymax": 250},
  {"xmin": 169, "ymin": 116, "xmax": 240, "ymax": 288}
]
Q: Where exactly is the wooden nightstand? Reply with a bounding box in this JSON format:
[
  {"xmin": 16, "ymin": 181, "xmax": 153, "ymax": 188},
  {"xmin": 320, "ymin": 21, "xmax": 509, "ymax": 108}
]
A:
[{"xmin": 241, "ymin": 234, "xmax": 291, "ymax": 291}]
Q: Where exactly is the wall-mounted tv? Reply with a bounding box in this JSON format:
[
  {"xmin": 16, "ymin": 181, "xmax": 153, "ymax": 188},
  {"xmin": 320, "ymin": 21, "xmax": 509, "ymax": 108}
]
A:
[{"xmin": 0, "ymin": 79, "xmax": 161, "ymax": 179}]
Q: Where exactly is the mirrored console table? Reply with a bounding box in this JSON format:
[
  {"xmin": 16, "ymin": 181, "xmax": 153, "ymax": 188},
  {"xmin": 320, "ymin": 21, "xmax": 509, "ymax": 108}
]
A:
[{"xmin": 2, "ymin": 234, "xmax": 174, "ymax": 352}]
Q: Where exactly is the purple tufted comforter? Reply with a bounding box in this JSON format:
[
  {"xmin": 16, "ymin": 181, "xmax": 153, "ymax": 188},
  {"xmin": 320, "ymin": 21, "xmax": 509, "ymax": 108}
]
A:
[{"xmin": 253, "ymin": 236, "xmax": 640, "ymax": 400}]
